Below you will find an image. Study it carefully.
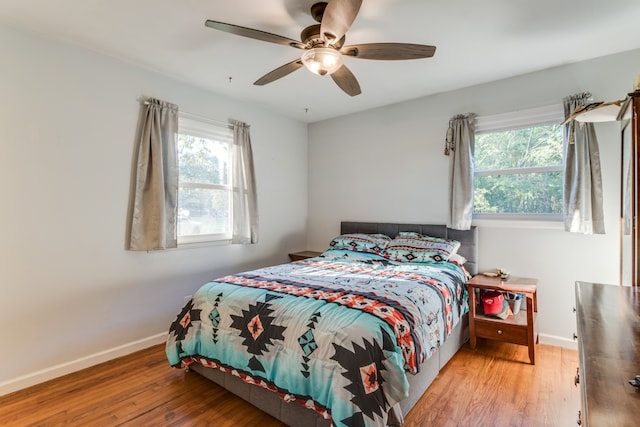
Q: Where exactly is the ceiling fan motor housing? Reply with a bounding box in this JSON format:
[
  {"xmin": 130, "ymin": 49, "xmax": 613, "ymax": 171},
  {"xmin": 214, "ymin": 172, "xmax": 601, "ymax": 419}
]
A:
[
  {"xmin": 310, "ymin": 2, "xmax": 328, "ymax": 23},
  {"xmin": 301, "ymin": 24, "xmax": 345, "ymax": 49}
]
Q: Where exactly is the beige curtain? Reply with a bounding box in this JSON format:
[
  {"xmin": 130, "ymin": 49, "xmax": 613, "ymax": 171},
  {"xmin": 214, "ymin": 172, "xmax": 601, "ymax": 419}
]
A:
[
  {"xmin": 563, "ymin": 92, "xmax": 605, "ymax": 234},
  {"xmin": 126, "ymin": 97, "xmax": 179, "ymax": 250},
  {"xmin": 445, "ymin": 113, "xmax": 476, "ymax": 230},
  {"xmin": 230, "ymin": 120, "xmax": 259, "ymax": 244}
]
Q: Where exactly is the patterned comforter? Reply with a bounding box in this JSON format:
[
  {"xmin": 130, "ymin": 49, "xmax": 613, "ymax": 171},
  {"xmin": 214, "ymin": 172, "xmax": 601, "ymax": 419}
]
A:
[{"xmin": 166, "ymin": 250, "xmax": 469, "ymax": 427}]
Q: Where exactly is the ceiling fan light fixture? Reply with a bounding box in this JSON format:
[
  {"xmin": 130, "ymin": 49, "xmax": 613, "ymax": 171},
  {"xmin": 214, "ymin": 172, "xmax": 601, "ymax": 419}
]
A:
[{"xmin": 301, "ymin": 47, "xmax": 342, "ymax": 76}]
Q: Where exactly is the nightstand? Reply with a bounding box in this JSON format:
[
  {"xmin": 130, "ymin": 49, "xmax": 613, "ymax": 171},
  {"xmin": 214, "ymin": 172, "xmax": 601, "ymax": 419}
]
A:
[
  {"xmin": 288, "ymin": 251, "xmax": 322, "ymax": 261},
  {"xmin": 467, "ymin": 274, "xmax": 538, "ymax": 364}
]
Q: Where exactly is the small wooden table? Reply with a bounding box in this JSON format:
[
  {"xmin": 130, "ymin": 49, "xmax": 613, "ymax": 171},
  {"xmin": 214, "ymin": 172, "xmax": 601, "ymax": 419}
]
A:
[
  {"xmin": 467, "ymin": 274, "xmax": 538, "ymax": 364},
  {"xmin": 288, "ymin": 251, "xmax": 322, "ymax": 261}
]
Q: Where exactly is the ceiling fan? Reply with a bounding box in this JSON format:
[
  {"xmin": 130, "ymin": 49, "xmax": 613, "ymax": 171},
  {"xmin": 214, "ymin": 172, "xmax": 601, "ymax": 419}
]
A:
[{"xmin": 204, "ymin": 0, "xmax": 436, "ymax": 96}]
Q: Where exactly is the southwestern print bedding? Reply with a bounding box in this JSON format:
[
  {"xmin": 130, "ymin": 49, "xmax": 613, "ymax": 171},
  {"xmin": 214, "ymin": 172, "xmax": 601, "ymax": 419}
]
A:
[{"xmin": 166, "ymin": 250, "xmax": 469, "ymax": 427}]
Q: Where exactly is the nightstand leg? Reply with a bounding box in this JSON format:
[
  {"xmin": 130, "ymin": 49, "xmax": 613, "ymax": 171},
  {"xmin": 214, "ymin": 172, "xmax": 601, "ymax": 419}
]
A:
[
  {"xmin": 526, "ymin": 294, "xmax": 535, "ymax": 364},
  {"xmin": 469, "ymin": 287, "xmax": 477, "ymax": 349}
]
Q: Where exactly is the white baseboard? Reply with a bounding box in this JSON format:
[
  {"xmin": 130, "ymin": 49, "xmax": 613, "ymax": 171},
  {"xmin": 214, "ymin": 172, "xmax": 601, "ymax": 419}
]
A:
[
  {"xmin": 539, "ymin": 333, "xmax": 578, "ymax": 350},
  {"xmin": 0, "ymin": 331, "xmax": 577, "ymax": 397},
  {"xmin": 0, "ymin": 333, "xmax": 167, "ymax": 397}
]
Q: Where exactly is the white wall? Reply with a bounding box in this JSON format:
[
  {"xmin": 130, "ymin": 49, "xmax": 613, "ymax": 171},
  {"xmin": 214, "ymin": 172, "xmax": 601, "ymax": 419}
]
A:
[
  {"xmin": 308, "ymin": 48, "xmax": 640, "ymax": 348},
  {"xmin": 2, "ymin": 17, "xmax": 638, "ymax": 395},
  {"xmin": 0, "ymin": 24, "xmax": 308, "ymax": 393}
]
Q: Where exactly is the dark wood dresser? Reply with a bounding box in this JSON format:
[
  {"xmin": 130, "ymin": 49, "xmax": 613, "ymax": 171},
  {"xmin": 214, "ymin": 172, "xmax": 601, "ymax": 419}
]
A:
[{"xmin": 574, "ymin": 281, "xmax": 640, "ymax": 426}]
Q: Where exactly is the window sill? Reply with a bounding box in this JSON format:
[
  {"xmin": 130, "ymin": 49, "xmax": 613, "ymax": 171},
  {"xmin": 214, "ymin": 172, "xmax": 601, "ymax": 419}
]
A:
[
  {"xmin": 472, "ymin": 218, "xmax": 563, "ymax": 230},
  {"xmin": 177, "ymin": 236, "xmax": 232, "ymax": 249}
]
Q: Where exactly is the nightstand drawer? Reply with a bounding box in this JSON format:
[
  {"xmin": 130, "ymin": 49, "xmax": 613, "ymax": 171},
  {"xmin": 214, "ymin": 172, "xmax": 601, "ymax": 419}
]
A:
[{"xmin": 475, "ymin": 318, "xmax": 528, "ymax": 345}]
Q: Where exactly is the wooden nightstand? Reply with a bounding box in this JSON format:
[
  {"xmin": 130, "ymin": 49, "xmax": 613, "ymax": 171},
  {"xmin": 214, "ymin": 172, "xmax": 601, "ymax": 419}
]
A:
[
  {"xmin": 467, "ymin": 274, "xmax": 538, "ymax": 364},
  {"xmin": 288, "ymin": 251, "xmax": 322, "ymax": 261}
]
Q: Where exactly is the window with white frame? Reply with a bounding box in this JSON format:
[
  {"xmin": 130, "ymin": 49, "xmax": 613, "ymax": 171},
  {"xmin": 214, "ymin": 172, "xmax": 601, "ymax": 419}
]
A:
[
  {"xmin": 177, "ymin": 116, "xmax": 233, "ymax": 244},
  {"xmin": 473, "ymin": 105, "xmax": 564, "ymax": 221}
]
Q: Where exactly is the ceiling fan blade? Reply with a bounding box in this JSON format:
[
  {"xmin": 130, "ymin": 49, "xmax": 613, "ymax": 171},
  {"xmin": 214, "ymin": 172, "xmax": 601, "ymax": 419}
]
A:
[
  {"xmin": 205, "ymin": 20, "xmax": 305, "ymax": 49},
  {"xmin": 320, "ymin": 0, "xmax": 363, "ymax": 46},
  {"xmin": 341, "ymin": 43, "xmax": 436, "ymax": 60},
  {"xmin": 330, "ymin": 65, "xmax": 361, "ymax": 96},
  {"xmin": 254, "ymin": 59, "xmax": 304, "ymax": 86}
]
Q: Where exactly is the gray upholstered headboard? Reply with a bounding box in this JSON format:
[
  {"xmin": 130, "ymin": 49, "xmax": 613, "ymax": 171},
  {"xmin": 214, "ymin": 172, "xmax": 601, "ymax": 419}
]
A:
[{"xmin": 340, "ymin": 221, "xmax": 478, "ymax": 276}]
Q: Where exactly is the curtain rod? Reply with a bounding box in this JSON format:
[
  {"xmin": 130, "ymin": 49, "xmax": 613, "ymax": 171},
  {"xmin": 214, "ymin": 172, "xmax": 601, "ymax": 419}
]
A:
[
  {"xmin": 180, "ymin": 110, "xmax": 232, "ymax": 128},
  {"xmin": 139, "ymin": 98, "xmax": 231, "ymax": 127}
]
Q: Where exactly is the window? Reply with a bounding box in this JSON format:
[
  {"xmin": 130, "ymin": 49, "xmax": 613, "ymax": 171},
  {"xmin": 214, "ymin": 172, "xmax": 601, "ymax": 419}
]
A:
[
  {"xmin": 177, "ymin": 116, "xmax": 233, "ymax": 244},
  {"xmin": 473, "ymin": 105, "xmax": 564, "ymax": 221}
]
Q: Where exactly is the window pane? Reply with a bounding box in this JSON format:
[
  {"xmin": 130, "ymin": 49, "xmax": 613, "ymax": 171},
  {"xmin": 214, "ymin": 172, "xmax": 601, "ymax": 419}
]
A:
[
  {"xmin": 178, "ymin": 134, "xmax": 229, "ymax": 185},
  {"xmin": 178, "ymin": 187, "xmax": 230, "ymax": 236},
  {"xmin": 475, "ymin": 124, "xmax": 563, "ymax": 171},
  {"xmin": 474, "ymin": 171, "xmax": 563, "ymax": 214}
]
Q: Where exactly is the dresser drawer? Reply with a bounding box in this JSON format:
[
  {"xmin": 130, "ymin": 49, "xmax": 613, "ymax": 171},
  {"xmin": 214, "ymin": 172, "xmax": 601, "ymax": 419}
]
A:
[{"xmin": 474, "ymin": 318, "xmax": 528, "ymax": 345}]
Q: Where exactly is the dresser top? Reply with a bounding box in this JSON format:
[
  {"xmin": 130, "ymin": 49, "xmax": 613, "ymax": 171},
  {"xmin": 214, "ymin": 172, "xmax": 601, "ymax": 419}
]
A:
[{"xmin": 575, "ymin": 281, "xmax": 640, "ymax": 426}]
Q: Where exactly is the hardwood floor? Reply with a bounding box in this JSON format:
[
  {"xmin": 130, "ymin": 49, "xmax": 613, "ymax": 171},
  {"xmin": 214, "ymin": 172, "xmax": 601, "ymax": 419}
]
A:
[
  {"xmin": 0, "ymin": 340, "xmax": 579, "ymax": 426},
  {"xmin": 406, "ymin": 341, "xmax": 580, "ymax": 427}
]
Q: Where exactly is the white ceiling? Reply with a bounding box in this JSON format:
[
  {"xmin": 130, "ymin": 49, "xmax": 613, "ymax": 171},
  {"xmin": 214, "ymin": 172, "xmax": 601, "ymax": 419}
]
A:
[{"xmin": 1, "ymin": 0, "xmax": 639, "ymax": 123}]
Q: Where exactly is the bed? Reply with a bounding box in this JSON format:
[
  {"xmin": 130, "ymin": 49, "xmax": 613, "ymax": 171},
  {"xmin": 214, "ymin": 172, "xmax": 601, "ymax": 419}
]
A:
[{"xmin": 166, "ymin": 222, "xmax": 477, "ymax": 426}]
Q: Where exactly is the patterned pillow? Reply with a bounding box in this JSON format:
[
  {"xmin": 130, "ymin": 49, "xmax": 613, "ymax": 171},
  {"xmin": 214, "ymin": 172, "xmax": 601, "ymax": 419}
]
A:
[
  {"xmin": 383, "ymin": 233, "xmax": 461, "ymax": 263},
  {"xmin": 328, "ymin": 233, "xmax": 391, "ymax": 255},
  {"xmin": 397, "ymin": 232, "xmax": 461, "ymax": 256},
  {"xmin": 448, "ymin": 252, "xmax": 467, "ymax": 266}
]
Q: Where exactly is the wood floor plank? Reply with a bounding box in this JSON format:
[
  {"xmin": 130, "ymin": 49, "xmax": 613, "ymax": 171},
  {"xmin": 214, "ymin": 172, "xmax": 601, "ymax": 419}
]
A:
[{"xmin": 0, "ymin": 341, "xmax": 579, "ymax": 426}]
